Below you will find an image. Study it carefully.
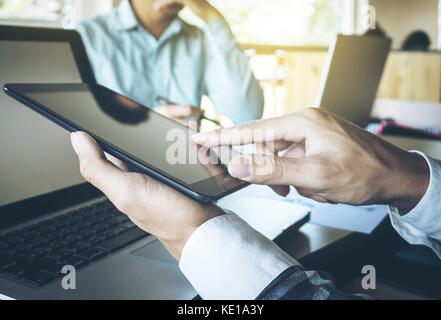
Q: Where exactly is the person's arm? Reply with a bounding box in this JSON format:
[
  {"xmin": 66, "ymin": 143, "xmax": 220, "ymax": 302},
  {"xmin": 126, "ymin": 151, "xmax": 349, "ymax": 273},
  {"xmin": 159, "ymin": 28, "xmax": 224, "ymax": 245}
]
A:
[
  {"xmin": 180, "ymin": 212, "xmax": 366, "ymax": 300},
  {"xmin": 69, "ymin": 108, "xmax": 434, "ymax": 301},
  {"xmin": 70, "ymin": 131, "xmax": 360, "ymax": 300},
  {"xmin": 388, "ymin": 152, "xmax": 441, "ymax": 258},
  {"xmin": 193, "ymin": 108, "xmax": 437, "ymax": 252},
  {"xmin": 159, "ymin": 0, "xmax": 264, "ymax": 123},
  {"xmin": 201, "ymin": 17, "xmax": 264, "ymax": 124}
]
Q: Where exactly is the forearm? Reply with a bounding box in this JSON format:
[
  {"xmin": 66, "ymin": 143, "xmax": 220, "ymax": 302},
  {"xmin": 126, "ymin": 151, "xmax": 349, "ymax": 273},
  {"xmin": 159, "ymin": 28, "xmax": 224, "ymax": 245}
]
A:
[
  {"xmin": 387, "ymin": 152, "xmax": 441, "ymax": 258},
  {"xmin": 203, "ymin": 19, "xmax": 264, "ymax": 123},
  {"xmin": 159, "ymin": 205, "xmax": 224, "ymax": 261},
  {"xmin": 390, "ymin": 151, "xmax": 441, "ymax": 234},
  {"xmin": 383, "ymin": 150, "xmax": 430, "ymax": 214}
]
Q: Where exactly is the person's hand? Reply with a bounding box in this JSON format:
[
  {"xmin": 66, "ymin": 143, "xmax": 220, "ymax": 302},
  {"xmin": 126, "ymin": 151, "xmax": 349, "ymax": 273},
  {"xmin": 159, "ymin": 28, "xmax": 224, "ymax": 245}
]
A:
[
  {"xmin": 193, "ymin": 108, "xmax": 430, "ymax": 214},
  {"xmin": 154, "ymin": 0, "xmax": 222, "ymax": 23},
  {"xmin": 155, "ymin": 104, "xmax": 203, "ymax": 131},
  {"xmin": 70, "ymin": 132, "xmax": 222, "ymax": 260}
]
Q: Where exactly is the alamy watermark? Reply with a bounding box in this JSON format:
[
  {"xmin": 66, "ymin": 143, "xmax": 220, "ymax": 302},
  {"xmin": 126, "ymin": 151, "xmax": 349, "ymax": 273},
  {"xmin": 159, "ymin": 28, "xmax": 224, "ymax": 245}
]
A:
[
  {"xmin": 361, "ymin": 265, "xmax": 376, "ymax": 290},
  {"xmin": 165, "ymin": 127, "xmax": 276, "ymax": 175},
  {"xmin": 61, "ymin": 265, "xmax": 76, "ymax": 290},
  {"xmin": 362, "ymin": 5, "xmax": 377, "ymax": 31}
]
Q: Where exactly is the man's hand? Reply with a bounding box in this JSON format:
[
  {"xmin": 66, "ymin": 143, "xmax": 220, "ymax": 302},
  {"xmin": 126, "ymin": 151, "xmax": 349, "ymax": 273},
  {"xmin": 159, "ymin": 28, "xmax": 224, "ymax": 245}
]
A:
[
  {"xmin": 154, "ymin": 0, "xmax": 222, "ymax": 23},
  {"xmin": 155, "ymin": 104, "xmax": 203, "ymax": 131},
  {"xmin": 71, "ymin": 132, "xmax": 222, "ymax": 260},
  {"xmin": 193, "ymin": 108, "xmax": 430, "ymax": 214}
]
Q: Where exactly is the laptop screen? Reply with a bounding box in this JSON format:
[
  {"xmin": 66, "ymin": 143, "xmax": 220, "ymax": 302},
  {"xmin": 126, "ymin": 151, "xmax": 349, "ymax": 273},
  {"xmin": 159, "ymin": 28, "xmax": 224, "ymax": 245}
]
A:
[{"xmin": 0, "ymin": 40, "xmax": 86, "ymax": 207}]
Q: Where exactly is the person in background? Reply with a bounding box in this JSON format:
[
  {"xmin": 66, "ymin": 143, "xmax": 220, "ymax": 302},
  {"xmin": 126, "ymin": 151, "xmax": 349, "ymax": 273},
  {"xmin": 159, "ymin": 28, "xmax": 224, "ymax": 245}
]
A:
[
  {"xmin": 402, "ymin": 31, "xmax": 431, "ymax": 51},
  {"xmin": 76, "ymin": 0, "xmax": 264, "ymax": 127},
  {"xmin": 70, "ymin": 108, "xmax": 440, "ymax": 299}
]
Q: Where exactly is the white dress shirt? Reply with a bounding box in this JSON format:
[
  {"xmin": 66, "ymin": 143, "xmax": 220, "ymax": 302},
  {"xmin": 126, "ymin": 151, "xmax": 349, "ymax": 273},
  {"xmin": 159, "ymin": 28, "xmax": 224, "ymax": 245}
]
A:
[
  {"xmin": 389, "ymin": 152, "xmax": 441, "ymax": 258},
  {"xmin": 179, "ymin": 213, "xmax": 298, "ymax": 300},
  {"xmin": 179, "ymin": 152, "xmax": 441, "ymax": 299}
]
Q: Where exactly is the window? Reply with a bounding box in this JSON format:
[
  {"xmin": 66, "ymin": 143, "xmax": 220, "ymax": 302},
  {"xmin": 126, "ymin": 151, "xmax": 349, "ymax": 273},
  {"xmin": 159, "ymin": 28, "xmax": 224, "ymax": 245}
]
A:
[
  {"xmin": 0, "ymin": 0, "xmax": 113, "ymax": 28},
  {"xmin": 181, "ymin": 0, "xmax": 345, "ymax": 46},
  {"xmin": 0, "ymin": 0, "xmax": 68, "ymax": 26}
]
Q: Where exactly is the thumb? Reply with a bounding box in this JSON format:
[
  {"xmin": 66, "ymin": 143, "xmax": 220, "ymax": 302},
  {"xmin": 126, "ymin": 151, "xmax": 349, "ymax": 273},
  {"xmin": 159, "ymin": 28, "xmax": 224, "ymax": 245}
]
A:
[
  {"xmin": 228, "ymin": 154, "xmax": 310, "ymax": 188},
  {"xmin": 71, "ymin": 132, "xmax": 129, "ymax": 201}
]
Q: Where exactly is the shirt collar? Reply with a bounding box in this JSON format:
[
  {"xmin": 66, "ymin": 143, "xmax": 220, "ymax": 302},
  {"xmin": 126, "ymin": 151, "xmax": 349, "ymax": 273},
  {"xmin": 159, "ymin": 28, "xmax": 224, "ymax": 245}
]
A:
[
  {"xmin": 116, "ymin": 0, "xmax": 138, "ymax": 31},
  {"xmin": 159, "ymin": 18, "xmax": 184, "ymax": 43}
]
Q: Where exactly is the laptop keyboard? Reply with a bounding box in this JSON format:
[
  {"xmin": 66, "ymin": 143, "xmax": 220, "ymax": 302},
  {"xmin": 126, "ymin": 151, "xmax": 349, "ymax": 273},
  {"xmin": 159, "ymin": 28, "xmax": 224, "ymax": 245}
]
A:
[{"xmin": 0, "ymin": 199, "xmax": 149, "ymax": 287}]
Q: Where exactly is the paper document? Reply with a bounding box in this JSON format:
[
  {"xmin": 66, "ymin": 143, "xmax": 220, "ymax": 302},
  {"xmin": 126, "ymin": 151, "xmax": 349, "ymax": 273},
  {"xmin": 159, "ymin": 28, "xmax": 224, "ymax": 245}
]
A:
[
  {"xmin": 284, "ymin": 188, "xmax": 389, "ymax": 234},
  {"xmin": 219, "ymin": 184, "xmax": 388, "ymax": 235},
  {"xmin": 217, "ymin": 185, "xmax": 310, "ymax": 240},
  {"xmin": 309, "ymin": 203, "xmax": 388, "ymax": 234}
]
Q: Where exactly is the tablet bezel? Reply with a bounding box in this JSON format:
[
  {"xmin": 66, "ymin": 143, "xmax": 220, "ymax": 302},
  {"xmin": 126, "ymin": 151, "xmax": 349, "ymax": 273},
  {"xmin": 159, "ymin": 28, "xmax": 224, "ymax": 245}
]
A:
[{"xmin": 4, "ymin": 83, "xmax": 249, "ymax": 204}]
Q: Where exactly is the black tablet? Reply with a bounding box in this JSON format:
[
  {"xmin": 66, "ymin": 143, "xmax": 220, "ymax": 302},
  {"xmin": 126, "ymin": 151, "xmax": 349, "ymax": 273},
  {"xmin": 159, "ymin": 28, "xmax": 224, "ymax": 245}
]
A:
[{"xmin": 4, "ymin": 83, "xmax": 248, "ymax": 203}]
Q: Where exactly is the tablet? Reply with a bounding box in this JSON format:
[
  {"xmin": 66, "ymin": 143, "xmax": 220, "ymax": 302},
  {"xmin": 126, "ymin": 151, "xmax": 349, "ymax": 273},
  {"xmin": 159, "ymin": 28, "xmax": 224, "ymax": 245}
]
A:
[{"xmin": 3, "ymin": 83, "xmax": 248, "ymax": 203}]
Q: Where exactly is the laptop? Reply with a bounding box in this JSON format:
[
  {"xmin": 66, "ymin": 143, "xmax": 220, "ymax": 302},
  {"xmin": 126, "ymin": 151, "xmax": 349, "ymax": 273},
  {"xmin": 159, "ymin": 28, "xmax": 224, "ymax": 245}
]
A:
[
  {"xmin": 0, "ymin": 26, "xmax": 310, "ymax": 300},
  {"xmin": 0, "ymin": 26, "xmax": 196, "ymax": 300},
  {"xmin": 317, "ymin": 34, "xmax": 392, "ymax": 127}
]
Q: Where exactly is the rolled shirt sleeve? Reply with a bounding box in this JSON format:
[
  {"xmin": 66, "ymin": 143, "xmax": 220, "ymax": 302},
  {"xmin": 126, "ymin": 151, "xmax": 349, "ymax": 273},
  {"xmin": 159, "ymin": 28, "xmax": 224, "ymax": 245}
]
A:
[
  {"xmin": 179, "ymin": 213, "xmax": 298, "ymax": 300},
  {"xmin": 389, "ymin": 151, "xmax": 441, "ymax": 258}
]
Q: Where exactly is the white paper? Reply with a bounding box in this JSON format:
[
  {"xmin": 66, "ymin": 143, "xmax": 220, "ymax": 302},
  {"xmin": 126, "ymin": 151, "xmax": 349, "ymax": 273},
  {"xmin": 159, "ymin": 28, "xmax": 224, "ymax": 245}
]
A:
[
  {"xmin": 309, "ymin": 203, "xmax": 388, "ymax": 234},
  {"xmin": 219, "ymin": 184, "xmax": 388, "ymax": 235},
  {"xmin": 217, "ymin": 185, "xmax": 310, "ymax": 240}
]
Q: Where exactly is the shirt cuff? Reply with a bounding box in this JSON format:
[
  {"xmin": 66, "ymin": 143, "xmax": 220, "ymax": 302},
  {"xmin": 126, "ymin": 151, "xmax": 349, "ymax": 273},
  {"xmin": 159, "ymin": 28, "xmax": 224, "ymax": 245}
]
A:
[
  {"xmin": 388, "ymin": 151, "xmax": 441, "ymax": 258},
  {"xmin": 179, "ymin": 212, "xmax": 299, "ymax": 300}
]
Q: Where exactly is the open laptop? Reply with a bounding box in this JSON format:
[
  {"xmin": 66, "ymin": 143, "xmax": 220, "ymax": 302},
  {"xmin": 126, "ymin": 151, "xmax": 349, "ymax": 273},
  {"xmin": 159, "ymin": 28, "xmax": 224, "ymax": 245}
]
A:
[
  {"xmin": 0, "ymin": 25, "xmax": 312, "ymax": 300},
  {"xmin": 317, "ymin": 34, "xmax": 392, "ymax": 127},
  {"xmin": 0, "ymin": 26, "xmax": 196, "ymax": 300}
]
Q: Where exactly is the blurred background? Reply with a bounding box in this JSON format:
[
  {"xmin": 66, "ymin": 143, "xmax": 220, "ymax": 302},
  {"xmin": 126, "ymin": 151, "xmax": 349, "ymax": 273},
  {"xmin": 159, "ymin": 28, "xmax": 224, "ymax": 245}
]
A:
[{"xmin": 1, "ymin": 0, "xmax": 440, "ymax": 120}]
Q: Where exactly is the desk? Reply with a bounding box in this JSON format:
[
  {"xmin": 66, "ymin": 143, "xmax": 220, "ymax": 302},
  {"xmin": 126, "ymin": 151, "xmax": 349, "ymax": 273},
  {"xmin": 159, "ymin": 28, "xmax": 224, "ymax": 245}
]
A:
[
  {"xmin": 277, "ymin": 220, "xmax": 408, "ymax": 289},
  {"xmin": 280, "ymin": 224, "xmax": 351, "ymax": 260}
]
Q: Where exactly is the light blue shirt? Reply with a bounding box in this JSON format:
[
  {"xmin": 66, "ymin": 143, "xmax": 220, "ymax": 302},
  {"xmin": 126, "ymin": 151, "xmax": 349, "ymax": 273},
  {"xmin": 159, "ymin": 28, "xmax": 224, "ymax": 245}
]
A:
[{"xmin": 76, "ymin": 0, "xmax": 264, "ymax": 124}]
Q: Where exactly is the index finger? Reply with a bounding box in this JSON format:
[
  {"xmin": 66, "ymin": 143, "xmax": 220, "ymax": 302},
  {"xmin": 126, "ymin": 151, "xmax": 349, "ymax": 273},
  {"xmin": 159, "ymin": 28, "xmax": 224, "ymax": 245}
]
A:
[{"xmin": 192, "ymin": 115, "xmax": 304, "ymax": 148}]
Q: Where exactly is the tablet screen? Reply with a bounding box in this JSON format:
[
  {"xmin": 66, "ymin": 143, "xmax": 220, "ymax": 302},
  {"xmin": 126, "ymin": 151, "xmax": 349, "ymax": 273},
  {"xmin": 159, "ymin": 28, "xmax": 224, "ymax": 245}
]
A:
[{"xmin": 9, "ymin": 83, "xmax": 246, "ymax": 198}]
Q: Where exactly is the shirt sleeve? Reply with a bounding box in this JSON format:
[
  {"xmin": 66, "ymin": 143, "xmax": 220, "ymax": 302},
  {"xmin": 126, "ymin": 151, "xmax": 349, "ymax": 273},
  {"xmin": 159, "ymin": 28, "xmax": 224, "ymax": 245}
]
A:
[
  {"xmin": 179, "ymin": 212, "xmax": 366, "ymax": 300},
  {"xmin": 388, "ymin": 151, "xmax": 441, "ymax": 259},
  {"xmin": 202, "ymin": 18, "xmax": 264, "ymax": 124},
  {"xmin": 75, "ymin": 21, "xmax": 102, "ymax": 82},
  {"xmin": 179, "ymin": 213, "xmax": 297, "ymax": 300}
]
